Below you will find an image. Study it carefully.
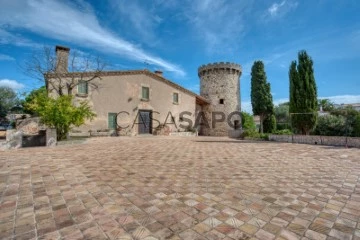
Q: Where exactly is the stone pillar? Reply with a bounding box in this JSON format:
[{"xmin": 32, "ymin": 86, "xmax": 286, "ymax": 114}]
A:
[
  {"xmin": 5, "ymin": 130, "xmax": 23, "ymax": 149},
  {"xmin": 46, "ymin": 128, "xmax": 57, "ymax": 146}
]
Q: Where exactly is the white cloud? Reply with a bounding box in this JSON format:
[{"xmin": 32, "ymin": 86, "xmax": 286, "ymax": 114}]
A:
[
  {"xmin": 320, "ymin": 95, "xmax": 360, "ymax": 104},
  {"xmin": 268, "ymin": 1, "xmax": 286, "ymax": 16},
  {"xmin": 0, "ymin": 53, "xmax": 15, "ymax": 61},
  {"xmin": 0, "ymin": 79, "xmax": 25, "ymax": 90},
  {"xmin": 265, "ymin": 0, "xmax": 298, "ymax": 19},
  {"xmin": 0, "ymin": 0, "xmax": 185, "ymax": 76},
  {"xmin": 109, "ymin": 1, "xmax": 162, "ymax": 46},
  {"xmin": 0, "ymin": 29, "xmax": 41, "ymax": 48}
]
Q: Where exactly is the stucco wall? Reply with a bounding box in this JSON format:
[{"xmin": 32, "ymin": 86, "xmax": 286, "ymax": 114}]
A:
[
  {"xmin": 70, "ymin": 73, "xmax": 197, "ymax": 136},
  {"xmin": 269, "ymin": 134, "xmax": 360, "ymax": 148}
]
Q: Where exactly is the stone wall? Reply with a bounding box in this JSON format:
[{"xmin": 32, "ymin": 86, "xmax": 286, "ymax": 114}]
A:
[
  {"xmin": 198, "ymin": 62, "xmax": 242, "ymax": 136},
  {"xmin": 16, "ymin": 117, "xmax": 46, "ymax": 135},
  {"xmin": 268, "ymin": 134, "xmax": 360, "ymax": 148}
]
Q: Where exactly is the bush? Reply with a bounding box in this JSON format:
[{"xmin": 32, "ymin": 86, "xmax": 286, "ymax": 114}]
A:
[
  {"xmin": 263, "ymin": 114, "xmax": 276, "ymax": 133},
  {"xmin": 276, "ymin": 122, "xmax": 291, "ymax": 130},
  {"xmin": 259, "ymin": 133, "xmax": 269, "ymax": 140},
  {"xmin": 313, "ymin": 115, "xmax": 347, "ymax": 136},
  {"xmin": 329, "ymin": 106, "xmax": 360, "ymax": 137},
  {"xmin": 273, "ymin": 129, "xmax": 293, "ymax": 135},
  {"xmin": 241, "ymin": 112, "xmax": 256, "ymax": 131},
  {"xmin": 241, "ymin": 130, "xmax": 269, "ymax": 140},
  {"xmin": 26, "ymin": 92, "xmax": 96, "ymax": 140}
]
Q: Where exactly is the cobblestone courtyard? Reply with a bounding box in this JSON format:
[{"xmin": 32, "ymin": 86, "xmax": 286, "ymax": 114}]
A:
[{"xmin": 1, "ymin": 137, "xmax": 360, "ymax": 240}]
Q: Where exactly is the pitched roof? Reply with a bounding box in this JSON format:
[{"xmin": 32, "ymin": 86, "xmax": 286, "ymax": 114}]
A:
[{"xmin": 46, "ymin": 69, "xmax": 210, "ymax": 105}]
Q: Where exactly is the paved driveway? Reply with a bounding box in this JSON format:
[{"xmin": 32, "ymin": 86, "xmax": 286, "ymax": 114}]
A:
[{"xmin": 0, "ymin": 137, "xmax": 359, "ymax": 240}]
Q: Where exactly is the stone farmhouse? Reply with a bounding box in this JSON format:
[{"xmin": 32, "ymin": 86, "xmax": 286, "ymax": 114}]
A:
[{"xmin": 47, "ymin": 46, "xmax": 243, "ymax": 137}]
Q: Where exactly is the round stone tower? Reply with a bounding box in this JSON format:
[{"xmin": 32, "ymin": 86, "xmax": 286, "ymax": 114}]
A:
[{"xmin": 198, "ymin": 62, "xmax": 242, "ymax": 136}]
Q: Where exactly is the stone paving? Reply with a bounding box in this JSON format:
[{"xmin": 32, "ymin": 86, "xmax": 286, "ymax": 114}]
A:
[{"xmin": 0, "ymin": 136, "xmax": 360, "ymax": 240}]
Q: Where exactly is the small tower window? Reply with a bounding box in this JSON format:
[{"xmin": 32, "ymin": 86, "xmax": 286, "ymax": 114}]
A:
[
  {"xmin": 219, "ymin": 99, "xmax": 224, "ymax": 104},
  {"xmin": 234, "ymin": 120, "xmax": 240, "ymax": 130}
]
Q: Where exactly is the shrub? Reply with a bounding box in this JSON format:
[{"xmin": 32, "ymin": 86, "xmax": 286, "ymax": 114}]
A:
[
  {"xmin": 241, "ymin": 112, "xmax": 256, "ymax": 131},
  {"xmin": 241, "ymin": 130, "xmax": 269, "ymax": 140},
  {"xmin": 273, "ymin": 129, "xmax": 293, "ymax": 135},
  {"xmin": 313, "ymin": 115, "xmax": 347, "ymax": 136},
  {"xmin": 263, "ymin": 114, "xmax": 276, "ymax": 133},
  {"xmin": 26, "ymin": 92, "xmax": 96, "ymax": 140}
]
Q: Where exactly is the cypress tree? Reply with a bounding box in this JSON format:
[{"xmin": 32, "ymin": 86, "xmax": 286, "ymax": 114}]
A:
[
  {"xmin": 263, "ymin": 114, "xmax": 276, "ymax": 133},
  {"xmin": 289, "ymin": 50, "xmax": 318, "ymax": 135},
  {"xmin": 251, "ymin": 61, "xmax": 274, "ymax": 133}
]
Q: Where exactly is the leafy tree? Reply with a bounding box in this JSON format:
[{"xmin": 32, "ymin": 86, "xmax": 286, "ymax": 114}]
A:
[
  {"xmin": 314, "ymin": 115, "xmax": 347, "ymax": 136},
  {"xmin": 318, "ymin": 99, "xmax": 334, "ymax": 112},
  {"xmin": 0, "ymin": 87, "xmax": 20, "ymax": 118},
  {"xmin": 241, "ymin": 112, "xmax": 256, "ymax": 131},
  {"xmin": 251, "ymin": 61, "xmax": 274, "ymax": 133},
  {"xmin": 26, "ymin": 90, "xmax": 95, "ymax": 140},
  {"xmin": 22, "ymin": 86, "xmax": 47, "ymax": 115},
  {"xmin": 274, "ymin": 102, "xmax": 291, "ymax": 130},
  {"xmin": 289, "ymin": 51, "xmax": 318, "ymax": 135},
  {"xmin": 331, "ymin": 106, "xmax": 360, "ymax": 137},
  {"xmin": 263, "ymin": 114, "xmax": 276, "ymax": 133}
]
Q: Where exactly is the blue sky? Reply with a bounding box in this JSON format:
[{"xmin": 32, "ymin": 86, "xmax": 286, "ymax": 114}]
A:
[{"xmin": 0, "ymin": 0, "xmax": 359, "ymax": 112}]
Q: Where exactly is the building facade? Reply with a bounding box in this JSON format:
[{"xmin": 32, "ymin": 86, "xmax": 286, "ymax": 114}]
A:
[{"xmin": 48, "ymin": 46, "xmax": 242, "ymax": 136}]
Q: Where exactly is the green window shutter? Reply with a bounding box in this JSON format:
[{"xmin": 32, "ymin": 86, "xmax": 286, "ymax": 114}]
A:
[
  {"xmin": 78, "ymin": 81, "xmax": 88, "ymax": 94},
  {"xmin": 108, "ymin": 113, "xmax": 117, "ymax": 129},
  {"xmin": 173, "ymin": 93, "xmax": 178, "ymax": 103},
  {"xmin": 142, "ymin": 87, "xmax": 149, "ymax": 100}
]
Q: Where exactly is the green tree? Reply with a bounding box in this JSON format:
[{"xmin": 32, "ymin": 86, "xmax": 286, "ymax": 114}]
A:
[
  {"xmin": 274, "ymin": 102, "xmax": 291, "ymax": 130},
  {"xmin": 314, "ymin": 115, "xmax": 347, "ymax": 136},
  {"xmin": 289, "ymin": 51, "xmax": 318, "ymax": 135},
  {"xmin": 331, "ymin": 106, "xmax": 360, "ymax": 137},
  {"xmin": 250, "ymin": 61, "xmax": 274, "ymax": 133},
  {"xmin": 22, "ymin": 86, "xmax": 47, "ymax": 115},
  {"xmin": 263, "ymin": 114, "xmax": 276, "ymax": 133},
  {"xmin": 26, "ymin": 90, "xmax": 96, "ymax": 140},
  {"xmin": 241, "ymin": 112, "xmax": 256, "ymax": 131},
  {"xmin": 318, "ymin": 99, "xmax": 334, "ymax": 112},
  {"xmin": 0, "ymin": 87, "xmax": 20, "ymax": 118}
]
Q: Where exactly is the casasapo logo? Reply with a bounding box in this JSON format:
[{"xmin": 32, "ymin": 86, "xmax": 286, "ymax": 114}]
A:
[{"xmin": 115, "ymin": 110, "xmax": 242, "ymax": 130}]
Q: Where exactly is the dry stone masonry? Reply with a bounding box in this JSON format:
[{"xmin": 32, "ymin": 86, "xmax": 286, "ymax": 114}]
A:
[{"xmin": 198, "ymin": 62, "xmax": 242, "ymax": 136}]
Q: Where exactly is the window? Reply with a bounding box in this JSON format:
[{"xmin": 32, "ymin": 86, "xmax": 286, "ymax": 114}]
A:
[
  {"xmin": 173, "ymin": 93, "xmax": 179, "ymax": 104},
  {"xmin": 78, "ymin": 81, "xmax": 88, "ymax": 95},
  {"xmin": 142, "ymin": 86, "xmax": 149, "ymax": 100},
  {"xmin": 219, "ymin": 99, "xmax": 224, "ymax": 104},
  {"xmin": 234, "ymin": 120, "xmax": 240, "ymax": 130},
  {"xmin": 108, "ymin": 113, "xmax": 117, "ymax": 129}
]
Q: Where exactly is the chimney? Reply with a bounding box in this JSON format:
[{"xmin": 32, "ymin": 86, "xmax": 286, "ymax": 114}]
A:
[
  {"xmin": 55, "ymin": 45, "xmax": 70, "ymax": 73},
  {"xmin": 154, "ymin": 70, "xmax": 163, "ymax": 76}
]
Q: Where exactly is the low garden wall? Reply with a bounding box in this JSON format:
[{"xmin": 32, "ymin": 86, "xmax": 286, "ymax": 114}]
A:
[
  {"xmin": 1, "ymin": 128, "xmax": 57, "ymax": 150},
  {"xmin": 268, "ymin": 134, "xmax": 360, "ymax": 148},
  {"xmin": 169, "ymin": 132, "xmax": 197, "ymax": 137}
]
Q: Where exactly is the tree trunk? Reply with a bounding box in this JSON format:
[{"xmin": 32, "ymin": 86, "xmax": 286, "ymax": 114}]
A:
[
  {"xmin": 67, "ymin": 87, "xmax": 73, "ymax": 96},
  {"xmin": 259, "ymin": 114, "xmax": 264, "ymax": 134}
]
